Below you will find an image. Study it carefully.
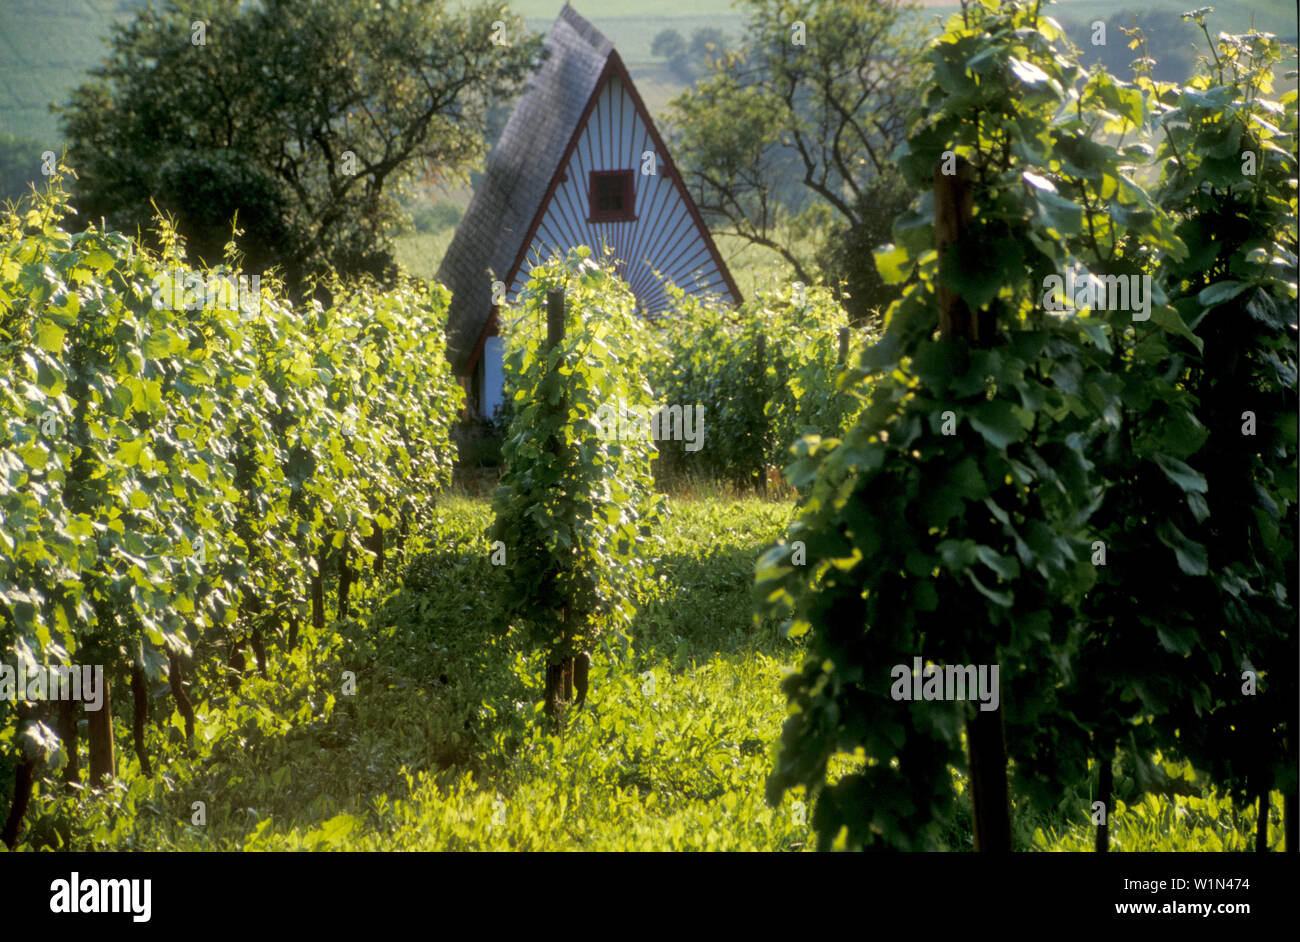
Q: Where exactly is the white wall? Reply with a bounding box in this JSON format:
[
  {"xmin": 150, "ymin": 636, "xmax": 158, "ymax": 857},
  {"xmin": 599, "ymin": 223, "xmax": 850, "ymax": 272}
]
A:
[{"xmin": 482, "ymin": 334, "xmax": 504, "ymax": 420}]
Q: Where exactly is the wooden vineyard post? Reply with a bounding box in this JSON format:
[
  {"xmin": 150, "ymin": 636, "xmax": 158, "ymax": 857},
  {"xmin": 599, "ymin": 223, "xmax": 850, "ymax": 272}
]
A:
[
  {"xmin": 755, "ymin": 333, "xmax": 768, "ymax": 496},
  {"xmin": 227, "ymin": 636, "xmax": 246, "ymax": 692},
  {"xmin": 933, "ymin": 156, "xmax": 975, "ymax": 342},
  {"xmin": 1287, "ymin": 735, "xmax": 1297, "ymax": 853},
  {"xmin": 87, "ymin": 674, "xmax": 116, "ymax": 784},
  {"xmin": 370, "ymin": 526, "xmax": 385, "ymax": 576},
  {"xmin": 168, "ymin": 650, "xmax": 196, "ymax": 741},
  {"xmin": 1095, "ymin": 740, "xmax": 1114, "ymax": 852},
  {"xmin": 130, "ymin": 664, "xmax": 153, "ymax": 777},
  {"xmin": 1287, "ymin": 781, "xmax": 1297, "ymax": 852},
  {"xmin": 311, "ymin": 543, "xmax": 326, "ymax": 630},
  {"xmin": 1256, "ymin": 789, "xmax": 1270, "ymax": 852},
  {"xmin": 2, "ymin": 704, "xmax": 43, "ymax": 848},
  {"xmin": 1, "ymin": 747, "xmax": 34, "ymax": 848},
  {"xmin": 935, "ymin": 153, "xmax": 1012, "ymax": 852},
  {"xmin": 543, "ymin": 289, "xmax": 575, "ymax": 719},
  {"xmin": 57, "ymin": 697, "xmax": 79, "ymax": 788},
  {"xmin": 838, "ymin": 326, "xmax": 850, "ymax": 365},
  {"xmin": 337, "ymin": 544, "xmax": 352, "ymax": 618}
]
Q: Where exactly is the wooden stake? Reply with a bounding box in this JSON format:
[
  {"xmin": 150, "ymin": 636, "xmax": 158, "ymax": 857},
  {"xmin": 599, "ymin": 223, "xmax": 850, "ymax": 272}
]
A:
[
  {"xmin": 131, "ymin": 665, "xmax": 152, "ymax": 777},
  {"xmin": 542, "ymin": 290, "xmax": 574, "ymax": 719},
  {"xmin": 1095, "ymin": 743, "xmax": 1113, "ymax": 852},
  {"xmin": 967, "ymin": 703, "xmax": 1012, "ymax": 851},
  {"xmin": 87, "ymin": 676, "xmax": 115, "ymax": 784},
  {"xmin": 755, "ymin": 333, "xmax": 767, "ymax": 496},
  {"xmin": 933, "ymin": 156, "xmax": 976, "ymax": 342}
]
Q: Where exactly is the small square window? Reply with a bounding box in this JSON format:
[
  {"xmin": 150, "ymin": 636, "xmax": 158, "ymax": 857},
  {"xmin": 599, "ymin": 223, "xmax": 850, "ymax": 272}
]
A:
[{"xmin": 589, "ymin": 170, "xmax": 636, "ymax": 222}]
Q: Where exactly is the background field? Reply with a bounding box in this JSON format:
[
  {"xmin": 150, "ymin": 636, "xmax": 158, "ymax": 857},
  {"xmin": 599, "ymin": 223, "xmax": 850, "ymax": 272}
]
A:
[{"xmin": 3, "ymin": 1, "xmax": 1293, "ymax": 142}]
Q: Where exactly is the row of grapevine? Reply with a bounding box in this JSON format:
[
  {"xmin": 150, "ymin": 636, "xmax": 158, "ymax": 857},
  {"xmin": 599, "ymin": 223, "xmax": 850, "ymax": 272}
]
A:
[
  {"xmin": 489, "ymin": 248, "xmax": 665, "ymax": 717},
  {"xmin": 759, "ymin": 0, "xmax": 1296, "ymax": 850},
  {"xmin": 650, "ymin": 283, "xmax": 875, "ymax": 489},
  {"xmin": 0, "ymin": 175, "xmax": 462, "ymax": 846}
]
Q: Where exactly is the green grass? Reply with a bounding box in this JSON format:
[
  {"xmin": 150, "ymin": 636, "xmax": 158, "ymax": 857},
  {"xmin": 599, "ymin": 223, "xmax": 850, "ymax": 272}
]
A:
[
  {"xmin": 713, "ymin": 233, "xmax": 803, "ymax": 299},
  {"xmin": 393, "ymin": 229, "xmax": 457, "ymax": 281},
  {"xmin": 8, "ymin": 493, "xmax": 1285, "ymax": 852}
]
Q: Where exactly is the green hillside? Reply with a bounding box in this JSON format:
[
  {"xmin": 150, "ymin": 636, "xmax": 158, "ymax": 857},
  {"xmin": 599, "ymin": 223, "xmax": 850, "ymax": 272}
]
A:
[
  {"xmin": 2, "ymin": 0, "xmax": 1292, "ymax": 145},
  {"xmin": 0, "ymin": 0, "xmax": 148, "ymax": 145}
]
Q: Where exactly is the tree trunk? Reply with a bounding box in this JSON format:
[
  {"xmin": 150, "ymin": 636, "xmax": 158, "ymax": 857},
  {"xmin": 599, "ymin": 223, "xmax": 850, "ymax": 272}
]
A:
[
  {"xmin": 87, "ymin": 676, "xmax": 115, "ymax": 784},
  {"xmin": 130, "ymin": 665, "xmax": 152, "ymax": 777},
  {"xmin": 1095, "ymin": 744, "xmax": 1114, "ymax": 852},
  {"xmin": 966, "ymin": 705, "xmax": 1012, "ymax": 851},
  {"xmin": 168, "ymin": 651, "xmax": 195, "ymax": 741},
  {"xmin": 57, "ymin": 696, "xmax": 79, "ymax": 789}
]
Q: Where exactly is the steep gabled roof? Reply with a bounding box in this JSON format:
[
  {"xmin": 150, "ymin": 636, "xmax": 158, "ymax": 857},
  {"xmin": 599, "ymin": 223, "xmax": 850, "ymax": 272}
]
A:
[{"xmin": 438, "ymin": 3, "xmax": 614, "ymax": 375}]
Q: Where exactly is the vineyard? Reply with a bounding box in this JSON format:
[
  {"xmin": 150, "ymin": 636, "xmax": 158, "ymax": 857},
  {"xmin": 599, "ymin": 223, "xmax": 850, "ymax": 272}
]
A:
[
  {"xmin": 0, "ymin": 0, "xmax": 1297, "ymax": 858},
  {"xmin": 0, "ymin": 175, "xmax": 463, "ymax": 845}
]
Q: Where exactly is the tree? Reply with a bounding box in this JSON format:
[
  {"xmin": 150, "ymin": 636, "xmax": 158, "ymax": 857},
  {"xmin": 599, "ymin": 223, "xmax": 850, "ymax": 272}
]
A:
[
  {"xmin": 689, "ymin": 27, "xmax": 729, "ymax": 63},
  {"xmin": 817, "ymin": 167, "xmax": 915, "ymax": 326},
  {"xmin": 665, "ymin": 0, "xmax": 927, "ymax": 322},
  {"xmin": 57, "ymin": 0, "xmax": 543, "ymax": 297},
  {"xmin": 651, "ymin": 27, "xmax": 727, "ymax": 82},
  {"xmin": 651, "ymin": 28, "xmax": 686, "ymax": 61}
]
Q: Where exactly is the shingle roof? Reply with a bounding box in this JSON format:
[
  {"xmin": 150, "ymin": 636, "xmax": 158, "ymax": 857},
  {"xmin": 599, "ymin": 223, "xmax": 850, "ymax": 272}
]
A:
[{"xmin": 438, "ymin": 2, "xmax": 614, "ymax": 375}]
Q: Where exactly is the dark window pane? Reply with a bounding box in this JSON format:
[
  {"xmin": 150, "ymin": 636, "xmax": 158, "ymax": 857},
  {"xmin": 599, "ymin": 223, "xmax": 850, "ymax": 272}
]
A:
[
  {"xmin": 597, "ymin": 175, "xmax": 623, "ymax": 210},
  {"xmin": 590, "ymin": 171, "xmax": 633, "ymax": 220}
]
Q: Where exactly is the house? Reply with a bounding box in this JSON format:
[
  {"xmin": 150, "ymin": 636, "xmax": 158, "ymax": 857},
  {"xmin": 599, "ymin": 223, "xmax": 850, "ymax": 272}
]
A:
[{"xmin": 438, "ymin": 2, "xmax": 741, "ymax": 418}]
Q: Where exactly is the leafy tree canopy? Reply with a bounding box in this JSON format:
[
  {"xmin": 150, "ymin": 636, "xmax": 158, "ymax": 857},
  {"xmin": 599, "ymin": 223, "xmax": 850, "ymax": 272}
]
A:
[
  {"xmin": 665, "ymin": 0, "xmax": 928, "ymax": 322},
  {"xmin": 58, "ymin": 0, "xmax": 544, "ymax": 297}
]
